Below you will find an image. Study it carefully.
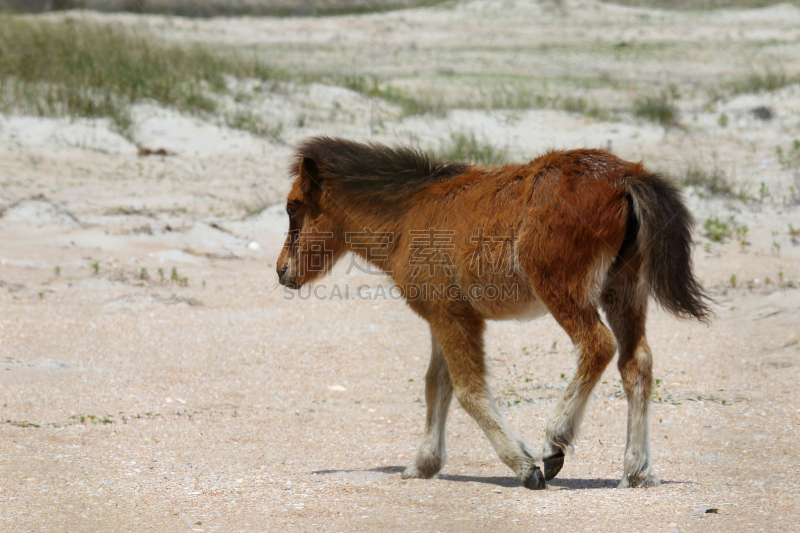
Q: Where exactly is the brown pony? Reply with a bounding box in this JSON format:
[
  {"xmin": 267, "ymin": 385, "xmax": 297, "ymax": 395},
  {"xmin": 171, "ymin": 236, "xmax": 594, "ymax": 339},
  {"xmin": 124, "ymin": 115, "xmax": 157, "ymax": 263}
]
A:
[{"xmin": 276, "ymin": 136, "xmax": 710, "ymax": 490}]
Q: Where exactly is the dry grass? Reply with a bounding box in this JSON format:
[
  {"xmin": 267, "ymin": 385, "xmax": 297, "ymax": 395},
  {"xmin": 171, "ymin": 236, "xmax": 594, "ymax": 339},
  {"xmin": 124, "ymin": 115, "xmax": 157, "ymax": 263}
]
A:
[
  {"xmin": 0, "ymin": 15, "xmax": 283, "ymax": 136},
  {"xmin": 434, "ymin": 132, "xmax": 509, "ymax": 166},
  {"xmin": 0, "ymin": 0, "xmax": 452, "ymax": 17},
  {"xmin": 632, "ymin": 90, "xmax": 679, "ymax": 129},
  {"xmin": 776, "ymin": 139, "xmax": 800, "ymax": 169},
  {"xmin": 672, "ymin": 161, "xmax": 749, "ymax": 200},
  {"xmin": 343, "ymin": 75, "xmax": 450, "ymax": 117},
  {"xmin": 725, "ymin": 68, "xmax": 798, "ymax": 96},
  {"xmin": 344, "ymin": 76, "xmax": 616, "ymax": 121},
  {"xmin": 706, "ymin": 67, "xmax": 799, "ymax": 103},
  {"xmin": 602, "ymin": 0, "xmax": 800, "ymax": 9}
]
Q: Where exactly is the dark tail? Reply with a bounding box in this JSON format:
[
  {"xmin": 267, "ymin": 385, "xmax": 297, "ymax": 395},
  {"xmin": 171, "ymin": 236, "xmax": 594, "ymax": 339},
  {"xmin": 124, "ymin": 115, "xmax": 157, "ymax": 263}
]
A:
[{"xmin": 624, "ymin": 173, "xmax": 712, "ymax": 323}]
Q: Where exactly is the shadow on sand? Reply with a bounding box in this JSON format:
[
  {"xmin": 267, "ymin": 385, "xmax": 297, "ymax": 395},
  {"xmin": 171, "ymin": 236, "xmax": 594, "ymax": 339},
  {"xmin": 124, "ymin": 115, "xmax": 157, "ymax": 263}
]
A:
[{"xmin": 310, "ymin": 466, "xmax": 673, "ymax": 490}]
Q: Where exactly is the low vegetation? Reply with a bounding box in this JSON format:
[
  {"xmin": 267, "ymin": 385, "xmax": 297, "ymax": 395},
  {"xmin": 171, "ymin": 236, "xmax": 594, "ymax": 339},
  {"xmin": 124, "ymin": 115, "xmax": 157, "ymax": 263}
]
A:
[
  {"xmin": 344, "ymin": 76, "xmax": 450, "ymax": 118},
  {"xmin": 435, "ymin": 132, "xmax": 509, "ymax": 166},
  {"xmin": 0, "ymin": 0, "xmax": 448, "ymax": 17},
  {"xmin": 725, "ymin": 68, "xmax": 797, "ymax": 96},
  {"xmin": 674, "ymin": 161, "xmax": 748, "ymax": 200},
  {"xmin": 776, "ymin": 139, "xmax": 800, "ymax": 169},
  {"xmin": 344, "ymin": 75, "xmax": 615, "ymax": 120},
  {"xmin": 603, "ymin": 0, "xmax": 800, "ymax": 8},
  {"xmin": 703, "ymin": 215, "xmax": 748, "ymax": 244},
  {"xmin": 483, "ymin": 84, "xmax": 547, "ymax": 111},
  {"xmin": 632, "ymin": 90, "xmax": 678, "ymax": 129},
  {"xmin": 708, "ymin": 67, "xmax": 800, "ymax": 102},
  {"xmin": 242, "ymin": 186, "xmax": 273, "ymax": 217},
  {"xmin": 0, "ymin": 15, "xmax": 283, "ymax": 137},
  {"xmin": 479, "ymin": 84, "xmax": 611, "ymax": 117},
  {"xmin": 704, "ymin": 217, "xmax": 731, "ymax": 242},
  {"xmin": 170, "ymin": 267, "xmax": 189, "ymax": 286},
  {"xmin": 0, "ymin": 15, "xmax": 622, "ymax": 141},
  {"xmin": 224, "ymin": 109, "xmax": 284, "ymax": 141}
]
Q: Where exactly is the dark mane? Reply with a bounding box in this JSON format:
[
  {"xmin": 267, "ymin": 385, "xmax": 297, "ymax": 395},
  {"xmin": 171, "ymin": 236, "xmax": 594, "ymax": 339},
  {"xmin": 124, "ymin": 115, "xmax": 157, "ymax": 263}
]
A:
[{"xmin": 292, "ymin": 136, "xmax": 472, "ymax": 203}]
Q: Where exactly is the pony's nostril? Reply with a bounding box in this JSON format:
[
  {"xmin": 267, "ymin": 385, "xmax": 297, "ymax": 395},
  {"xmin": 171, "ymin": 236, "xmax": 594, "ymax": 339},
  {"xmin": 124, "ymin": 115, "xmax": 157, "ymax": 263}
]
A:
[{"xmin": 278, "ymin": 265, "xmax": 288, "ymax": 281}]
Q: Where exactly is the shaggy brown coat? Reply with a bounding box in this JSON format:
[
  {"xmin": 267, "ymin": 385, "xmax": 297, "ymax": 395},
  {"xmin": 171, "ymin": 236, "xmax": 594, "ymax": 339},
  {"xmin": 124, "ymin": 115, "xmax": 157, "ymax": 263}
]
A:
[{"xmin": 276, "ymin": 136, "xmax": 710, "ymax": 490}]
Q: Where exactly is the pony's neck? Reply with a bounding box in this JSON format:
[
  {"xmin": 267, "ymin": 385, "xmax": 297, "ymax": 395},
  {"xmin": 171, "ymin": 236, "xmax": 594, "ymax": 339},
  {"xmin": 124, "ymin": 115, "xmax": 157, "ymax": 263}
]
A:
[{"xmin": 327, "ymin": 190, "xmax": 408, "ymax": 273}]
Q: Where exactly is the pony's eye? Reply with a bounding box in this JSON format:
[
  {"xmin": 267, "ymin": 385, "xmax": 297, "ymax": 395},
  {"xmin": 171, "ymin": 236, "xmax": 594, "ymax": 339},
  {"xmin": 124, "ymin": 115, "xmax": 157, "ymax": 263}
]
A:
[{"xmin": 287, "ymin": 207, "xmax": 297, "ymax": 217}]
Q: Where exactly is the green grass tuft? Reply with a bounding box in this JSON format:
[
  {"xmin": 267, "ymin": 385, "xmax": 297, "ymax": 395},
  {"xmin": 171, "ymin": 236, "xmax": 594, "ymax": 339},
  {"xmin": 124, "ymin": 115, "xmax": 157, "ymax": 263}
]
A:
[
  {"xmin": 0, "ymin": 0, "xmax": 453, "ymax": 17},
  {"xmin": 343, "ymin": 75, "xmax": 448, "ymax": 117},
  {"xmin": 776, "ymin": 139, "xmax": 800, "ymax": 169},
  {"xmin": 703, "ymin": 216, "xmax": 749, "ymax": 243},
  {"xmin": 0, "ymin": 15, "xmax": 283, "ymax": 136},
  {"xmin": 482, "ymin": 84, "xmax": 547, "ymax": 110},
  {"xmin": 677, "ymin": 162, "xmax": 748, "ymax": 200},
  {"xmin": 435, "ymin": 132, "xmax": 509, "ymax": 167},
  {"xmin": 709, "ymin": 67, "xmax": 799, "ymax": 102},
  {"xmin": 632, "ymin": 90, "xmax": 678, "ymax": 129},
  {"xmin": 728, "ymin": 67, "xmax": 795, "ymax": 95},
  {"xmin": 224, "ymin": 110, "xmax": 284, "ymax": 141},
  {"xmin": 343, "ymin": 75, "xmax": 618, "ymax": 121},
  {"xmin": 602, "ymin": 0, "xmax": 800, "ymax": 9}
]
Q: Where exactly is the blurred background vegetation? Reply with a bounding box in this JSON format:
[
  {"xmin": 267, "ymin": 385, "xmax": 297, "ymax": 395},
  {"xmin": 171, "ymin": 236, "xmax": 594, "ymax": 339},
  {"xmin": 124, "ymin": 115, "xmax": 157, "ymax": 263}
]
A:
[
  {"xmin": 2, "ymin": 0, "xmax": 799, "ymax": 16},
  {"xmin": 0, "ymin": 0, "xmax": 451, "ymax": 17},
  {"xmin": 2, "ymin": 0, "xmax": 798, "ymax": 16}
]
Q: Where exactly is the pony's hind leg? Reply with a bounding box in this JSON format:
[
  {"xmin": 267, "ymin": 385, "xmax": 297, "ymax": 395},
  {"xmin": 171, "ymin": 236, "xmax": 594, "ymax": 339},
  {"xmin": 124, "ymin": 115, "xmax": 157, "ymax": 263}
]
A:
[
  {"xmin": 403, "ymin": 330, "xmax": 453, "ymax": 479},
  {"xmin": 601, "ymin": 268, "xmax": 659, "ymax": 488},
  {"xmin": 539, "ymin": 306, "xmax": 617, "ymax": 481},
  {"xmin": 429, "ymin": 314, "xmax": 544, "ymax": 490}
]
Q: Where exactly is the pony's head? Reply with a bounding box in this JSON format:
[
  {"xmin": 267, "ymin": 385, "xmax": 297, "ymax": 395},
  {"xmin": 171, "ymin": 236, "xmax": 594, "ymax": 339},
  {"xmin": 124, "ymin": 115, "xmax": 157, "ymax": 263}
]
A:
[
  {"xmin": 276, "ymin": 135, "xmax": 472, "ymax": 288},
  {"xmin": 276, "ymin": 156, "xmax": 346, "ymax": 289}
]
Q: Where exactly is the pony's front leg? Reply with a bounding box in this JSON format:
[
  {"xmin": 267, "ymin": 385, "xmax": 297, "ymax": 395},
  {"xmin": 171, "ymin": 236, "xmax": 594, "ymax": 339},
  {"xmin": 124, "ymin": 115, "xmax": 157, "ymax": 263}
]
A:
[
  {"xmin": 403, "ymin": 330, "xmax": 453, "ymax": 479},
  {"xmin": 430, "ymin": 314, "xmax": 545, "ymax": 490}
]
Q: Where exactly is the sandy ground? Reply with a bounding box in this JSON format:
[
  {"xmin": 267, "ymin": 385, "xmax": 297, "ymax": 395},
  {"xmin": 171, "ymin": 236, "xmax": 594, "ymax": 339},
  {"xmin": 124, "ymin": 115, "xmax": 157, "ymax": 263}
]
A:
[{"xmin": 2, "ymin": 1, "xmax": 800, "ymax": 531}]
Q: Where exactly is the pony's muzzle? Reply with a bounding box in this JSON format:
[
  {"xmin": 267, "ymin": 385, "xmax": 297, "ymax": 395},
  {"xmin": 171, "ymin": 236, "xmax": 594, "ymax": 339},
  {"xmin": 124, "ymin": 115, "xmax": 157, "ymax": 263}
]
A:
[
  {"xmin": 277, "ymin": 265, "xmax": 288, "ymax": 284},
  {"xmin": 277, "ymin": 265, "xmax": 301, "ymax": 289}
]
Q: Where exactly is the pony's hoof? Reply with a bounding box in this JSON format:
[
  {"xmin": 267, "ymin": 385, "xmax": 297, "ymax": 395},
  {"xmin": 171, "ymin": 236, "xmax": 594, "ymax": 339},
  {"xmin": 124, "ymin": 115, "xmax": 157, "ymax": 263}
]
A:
[
  {"xmin": 401, "ymin": 460, "xmax": 442, "ymax": 480},
  {"xmin": 617, "ymin": 473, "xmax": 660, "ymax": 488},
  {"xmin": 401, "ymin": 466, "xmax": 424, "ymax": 479},
  {"xmin": 543, "ymin": 451, "xmax": 565, "ymax": 481},
  {"xmin": 522, "ymin": 466, "xmax": 546, "ymax": 490}
]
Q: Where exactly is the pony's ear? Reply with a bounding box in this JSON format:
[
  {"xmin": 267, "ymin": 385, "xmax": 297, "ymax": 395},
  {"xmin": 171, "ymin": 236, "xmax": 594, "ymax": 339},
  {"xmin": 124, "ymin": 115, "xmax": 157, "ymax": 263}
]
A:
[{"xmin": 299, "ymin": 157, "xmax": 321, "ymax": 196}]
